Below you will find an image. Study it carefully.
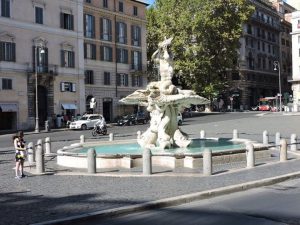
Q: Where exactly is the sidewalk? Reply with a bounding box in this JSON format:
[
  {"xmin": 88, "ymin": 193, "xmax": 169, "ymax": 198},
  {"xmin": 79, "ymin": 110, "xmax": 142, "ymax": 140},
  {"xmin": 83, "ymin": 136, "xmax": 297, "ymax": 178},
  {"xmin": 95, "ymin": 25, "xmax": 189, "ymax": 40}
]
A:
[{"xmin": 1, "ymin": 137, "xmax": 300, "ymax": 225}]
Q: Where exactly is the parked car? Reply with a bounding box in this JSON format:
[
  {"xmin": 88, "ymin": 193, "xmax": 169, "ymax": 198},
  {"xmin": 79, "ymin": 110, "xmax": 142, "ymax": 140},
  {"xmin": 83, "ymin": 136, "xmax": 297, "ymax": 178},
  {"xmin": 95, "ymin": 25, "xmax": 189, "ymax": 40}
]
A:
[
  {"xmin": 134, "ymin": 111, "xmax": 149, "ymax": 124},
  {"xmin": 69, "ymin": 114, "xmax": 104, "ymax": 130},
  {"xmin": 117, "ymin": 114, "xmax": 136, "ymax": 126}
]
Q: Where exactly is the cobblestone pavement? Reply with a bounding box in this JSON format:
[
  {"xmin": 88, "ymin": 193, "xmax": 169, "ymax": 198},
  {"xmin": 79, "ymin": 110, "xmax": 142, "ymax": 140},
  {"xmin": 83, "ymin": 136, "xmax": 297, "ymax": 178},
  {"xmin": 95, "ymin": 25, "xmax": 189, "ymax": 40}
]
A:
[{"xmin": 1, "ymin": 112, "xmax": 300, "ymax": 225}]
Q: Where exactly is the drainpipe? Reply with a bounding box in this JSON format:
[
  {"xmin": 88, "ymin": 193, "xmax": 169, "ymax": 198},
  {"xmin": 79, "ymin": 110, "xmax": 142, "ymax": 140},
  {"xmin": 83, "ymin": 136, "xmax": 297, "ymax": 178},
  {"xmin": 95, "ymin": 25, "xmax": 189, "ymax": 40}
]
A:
[{"xmin": 114, "ymin": 0, "xmax": 118, "ymax": 98}]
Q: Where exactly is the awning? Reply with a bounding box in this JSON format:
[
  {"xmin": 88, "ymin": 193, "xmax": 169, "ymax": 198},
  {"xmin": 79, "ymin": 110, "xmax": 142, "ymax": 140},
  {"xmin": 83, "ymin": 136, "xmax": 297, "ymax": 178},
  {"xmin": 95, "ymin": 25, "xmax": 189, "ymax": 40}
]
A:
[
  {"xmin": 0, "ymin": 103, "xmax": 18, "ymax": 112},
  {"xmin": 61, "ymin": 103, "xmax": 77, "ymax": 110}
]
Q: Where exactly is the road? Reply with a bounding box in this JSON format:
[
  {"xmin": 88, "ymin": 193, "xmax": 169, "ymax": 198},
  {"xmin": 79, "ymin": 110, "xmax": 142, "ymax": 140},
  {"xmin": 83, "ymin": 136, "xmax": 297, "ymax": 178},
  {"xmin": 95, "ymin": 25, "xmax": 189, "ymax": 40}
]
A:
[
  {"xmin": 85, "ymin": 178, "xmax": 300, "ymax": 225},
  {"xmin": 0, "ymin": 111, "xmax": 299, "ymax": 148}
]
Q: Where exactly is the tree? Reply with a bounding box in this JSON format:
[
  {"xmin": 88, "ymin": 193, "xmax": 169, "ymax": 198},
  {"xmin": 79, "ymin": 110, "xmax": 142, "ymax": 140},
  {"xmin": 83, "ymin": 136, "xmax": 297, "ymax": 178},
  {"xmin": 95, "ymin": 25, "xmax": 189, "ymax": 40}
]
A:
[{"xmin": 146, "ymin": 0, "xmax": 254, "ymax": 103}]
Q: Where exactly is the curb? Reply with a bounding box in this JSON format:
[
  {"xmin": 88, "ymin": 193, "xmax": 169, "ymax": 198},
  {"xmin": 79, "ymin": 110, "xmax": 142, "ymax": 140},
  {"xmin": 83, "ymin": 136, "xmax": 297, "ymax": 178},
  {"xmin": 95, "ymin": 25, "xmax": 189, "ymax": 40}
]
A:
[{"xmin": 31, "ymin": 171, "xmax": 300, "ymax": 225}]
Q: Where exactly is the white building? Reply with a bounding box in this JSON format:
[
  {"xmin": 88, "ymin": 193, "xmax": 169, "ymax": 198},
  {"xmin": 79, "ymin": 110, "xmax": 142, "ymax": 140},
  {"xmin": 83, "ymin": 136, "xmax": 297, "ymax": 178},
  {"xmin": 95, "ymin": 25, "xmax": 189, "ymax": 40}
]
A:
[{"xmin": 291, "ymin": 10, "xmax": 300, "ymax": 111}]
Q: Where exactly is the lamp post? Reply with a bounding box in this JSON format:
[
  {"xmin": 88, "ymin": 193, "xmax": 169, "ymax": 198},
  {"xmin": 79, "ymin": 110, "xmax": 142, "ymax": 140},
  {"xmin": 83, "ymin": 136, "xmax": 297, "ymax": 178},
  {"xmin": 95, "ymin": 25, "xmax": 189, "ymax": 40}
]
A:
[
  {"xmin": 34, "ymin": 45, "xmax": 44, "ymax": 133},
  {"xmin": 273, "ymin": 61, "xmax": 282, "ymax": 112}
]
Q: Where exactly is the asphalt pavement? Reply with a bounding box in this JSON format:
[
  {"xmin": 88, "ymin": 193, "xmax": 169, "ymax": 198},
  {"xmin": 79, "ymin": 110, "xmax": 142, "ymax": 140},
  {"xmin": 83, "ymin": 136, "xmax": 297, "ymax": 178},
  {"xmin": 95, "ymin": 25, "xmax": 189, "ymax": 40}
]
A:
[{"xmin": 1, "ymin": 111, "xmax": 300, "ymax": 225}]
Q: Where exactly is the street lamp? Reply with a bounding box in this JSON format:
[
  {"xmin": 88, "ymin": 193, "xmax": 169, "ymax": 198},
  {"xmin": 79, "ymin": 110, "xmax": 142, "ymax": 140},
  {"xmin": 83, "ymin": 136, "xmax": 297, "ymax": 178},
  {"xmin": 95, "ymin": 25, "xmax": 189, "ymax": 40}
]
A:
[
  {"xmin": 273, "ymin": 61, "xmax": 282, "ymax": 112},
  {"xmin": 34, "ymin": 45, "xmax": 45, "ymax": 133}
]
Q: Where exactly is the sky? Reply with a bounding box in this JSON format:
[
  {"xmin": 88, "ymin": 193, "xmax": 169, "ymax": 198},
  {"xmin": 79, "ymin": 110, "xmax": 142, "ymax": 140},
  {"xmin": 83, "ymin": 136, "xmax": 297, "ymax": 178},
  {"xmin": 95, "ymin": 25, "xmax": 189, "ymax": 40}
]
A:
[{"xmin": 146, "ymin": 0, "xmax": 155, "ymax": 6}]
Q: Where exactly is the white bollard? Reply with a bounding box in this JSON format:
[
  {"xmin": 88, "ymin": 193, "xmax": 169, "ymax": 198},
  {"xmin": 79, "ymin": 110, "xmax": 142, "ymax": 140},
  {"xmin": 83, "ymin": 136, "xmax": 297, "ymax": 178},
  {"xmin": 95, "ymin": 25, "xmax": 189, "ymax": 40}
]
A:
[
  {"xmin": 275, "ymin": 132, "xmax": 281, "ymax": 150},
  {"xmin": 203, "ymin": 148, "xmax": 212, "ymax": 176},
  {"xmin": 246, "ymin": 142, "xmax": 255, "ymax": 168},
  {"xmin": 35, "ymin": 139, "xmax": 44, "ymax": 174},
  {"xmin": 87, "ymin": 148, "xmax": 96, "ymax": 173},
  {"xmin": 27, "ymin": 142, "xmax": 34, "ymax": 163},
  {"xmin": 233, "ymin": 129, "xmax": 239, "ymax": 139},
  {"xmin": 45, "ymin": 137, "xmax": 51, "ymax": 155},
  {"xmin": 80, "ymin": 135, "xmax": 85, "ymax": 144},
  {"xmin": 137, "ymin": 131, "xmax": 141, "ymax": 139},
  {"xmin": 200, "ymin": 130, "xmax": 205, "ymax": 139},
  {"xmin": 280, "ymin": 139, "xmax": 287, "ymax": 162},
  {"xmin": 143, "ymin": 148, "xmax": 152, "ymax": 175},
  {"xmin": 290, "ymin": 134, "xmax": 297, "ymax": 151},
  {"xmin": 109, "ymin": 133, "xmax": 114, "ymax": 141},
  {"xmin": 263, "ymin": 130, "xmax": 269, "ymax": 145}
]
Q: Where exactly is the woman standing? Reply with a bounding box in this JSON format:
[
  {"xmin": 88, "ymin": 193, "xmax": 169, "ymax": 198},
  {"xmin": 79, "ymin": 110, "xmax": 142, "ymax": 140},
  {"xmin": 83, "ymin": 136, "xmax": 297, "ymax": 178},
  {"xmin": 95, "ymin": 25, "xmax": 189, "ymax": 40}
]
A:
[{"xmin": 13, "ymin": 131, "xmax": 26, "ymax": 179}]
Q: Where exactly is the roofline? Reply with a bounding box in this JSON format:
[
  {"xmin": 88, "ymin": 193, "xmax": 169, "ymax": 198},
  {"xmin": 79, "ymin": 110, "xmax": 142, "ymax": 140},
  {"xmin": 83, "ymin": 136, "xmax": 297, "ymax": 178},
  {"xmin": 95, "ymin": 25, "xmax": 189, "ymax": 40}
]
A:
[{"xmin": 131, "ymin": 0, "xmax": 149, "ymax": 6}]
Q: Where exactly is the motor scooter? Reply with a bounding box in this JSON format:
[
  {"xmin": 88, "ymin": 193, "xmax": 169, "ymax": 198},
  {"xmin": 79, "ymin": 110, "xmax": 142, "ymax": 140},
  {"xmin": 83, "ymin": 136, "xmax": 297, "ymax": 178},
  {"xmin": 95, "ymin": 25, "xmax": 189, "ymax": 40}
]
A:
[{"xmin": 92, "ymin": 124, "xmax": 107, "ymax": 136}]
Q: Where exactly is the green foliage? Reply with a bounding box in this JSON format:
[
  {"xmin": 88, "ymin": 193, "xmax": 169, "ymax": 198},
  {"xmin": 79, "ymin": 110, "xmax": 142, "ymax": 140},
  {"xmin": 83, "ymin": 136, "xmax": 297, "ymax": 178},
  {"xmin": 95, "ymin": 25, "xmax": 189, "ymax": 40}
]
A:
[{"xmin": 146, "ymin": 0, "xmax": 254, "ymax": 99}]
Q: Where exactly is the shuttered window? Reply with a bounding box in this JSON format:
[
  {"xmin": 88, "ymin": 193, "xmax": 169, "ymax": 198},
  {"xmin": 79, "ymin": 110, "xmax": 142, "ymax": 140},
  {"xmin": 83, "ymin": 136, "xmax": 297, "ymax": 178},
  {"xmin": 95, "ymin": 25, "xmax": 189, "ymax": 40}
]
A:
[
  {"xmin": 35, "ymin": 7, "xmax": 43, "ymax": 24},
  {"xmin": 60, "ymin": 13, "xmax": 74, "ymax": 30},
  {"xmin": 1, "ymin": 0, "xmax": 10, "ymax": 18},
  {"xmin": 0, "ymin": 41, "xmax": 15, "ymax": 62},
  {"xmin": 61, "ymin": 50, "xmax": 75, "ymax": 68}
]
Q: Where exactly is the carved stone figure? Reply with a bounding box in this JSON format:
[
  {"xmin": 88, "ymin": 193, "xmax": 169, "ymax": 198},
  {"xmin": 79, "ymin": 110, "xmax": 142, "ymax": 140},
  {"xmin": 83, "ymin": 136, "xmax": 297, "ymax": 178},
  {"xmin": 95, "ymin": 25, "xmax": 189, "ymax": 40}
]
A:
[{"xmin": 120, "ymin": 37, "xmax": 209, "ymax": 149}]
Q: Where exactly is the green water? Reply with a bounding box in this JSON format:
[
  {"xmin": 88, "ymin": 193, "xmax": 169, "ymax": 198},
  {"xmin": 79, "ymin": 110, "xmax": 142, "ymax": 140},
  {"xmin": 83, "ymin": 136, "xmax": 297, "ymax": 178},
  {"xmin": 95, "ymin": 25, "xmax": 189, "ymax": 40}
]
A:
[{"xmin": 78, "ymin": 138, "xmax": 245, "ymax": 154}]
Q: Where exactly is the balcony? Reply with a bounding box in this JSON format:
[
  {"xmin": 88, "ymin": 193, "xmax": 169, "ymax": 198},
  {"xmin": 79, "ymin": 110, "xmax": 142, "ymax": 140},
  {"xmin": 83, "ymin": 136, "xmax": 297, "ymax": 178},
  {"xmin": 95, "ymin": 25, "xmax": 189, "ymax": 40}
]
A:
[{"xmin": 28, "ymin": 64, "xmax": 58, "ymax": 75}]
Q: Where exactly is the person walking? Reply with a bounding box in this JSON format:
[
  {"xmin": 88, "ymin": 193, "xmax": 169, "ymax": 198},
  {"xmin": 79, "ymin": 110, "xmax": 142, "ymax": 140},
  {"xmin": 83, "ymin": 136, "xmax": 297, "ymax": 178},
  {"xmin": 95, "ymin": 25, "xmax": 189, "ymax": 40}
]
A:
[{"xmin": 13, "ymin": 131, "xmax": 27, "ymax": 179}]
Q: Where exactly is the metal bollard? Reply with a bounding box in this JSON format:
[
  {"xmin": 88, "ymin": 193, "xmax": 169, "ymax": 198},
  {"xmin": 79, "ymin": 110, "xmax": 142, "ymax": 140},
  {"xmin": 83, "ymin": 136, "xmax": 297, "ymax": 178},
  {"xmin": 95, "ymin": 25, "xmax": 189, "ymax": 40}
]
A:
[
  {"xmin": 27, "ymin": 142, "xmax": 34, "ymax": 163},
  {"xmin": 275, "ymin": 132, "xmax": 281, "ymax": 150},
  {"xmin": 137, "ymin": 131, "xmax": 141, "ymax": 139},
  {"xmin": 109, "ymin": 133, "xmax": 114, "ymax": 141},
  {"xmin": 45, "ymin": 137, "xmax": 51, "ymax": 155},
  {"xmin": 143, "ymin": 148, "xmax": 152, "ymax": 175},
  {"xmin": 263, "ymin": 130, "xmax": 269, "ymax": 145},
  {"xmin": 80, "ymin": 135, "xmax": 85, "ymax": 144},
  {"xmin": 44, "ymin": 120, "xmax": 49, "ymax": 132},
  {"xmin": 290, "ymin": 134, "xmax": 297, "ymax": 151},
  {"xmin": 87, "ymin": 148, "xmax": 96, "ymax": 173},
  {"xmin": 246, "ymin": 142, "xmax": 255, "ymax": 168},
  {"xmin": 200, "ymin": 130, "xmax": 205, "ymax": 139},
  {"xmin": 280, "ymin": 139, "xmax": 287, "ymax": 162},
  {"xmin": 35, "ymin": 139, "xmax": 45, "ymax": 174},
  {"xmin": 233, "ymin": 129, "xmax": 239, "ymax": 139},
  {"xmin": 203, "ymin": 148, "xmax": 212, "ymax": 176}
]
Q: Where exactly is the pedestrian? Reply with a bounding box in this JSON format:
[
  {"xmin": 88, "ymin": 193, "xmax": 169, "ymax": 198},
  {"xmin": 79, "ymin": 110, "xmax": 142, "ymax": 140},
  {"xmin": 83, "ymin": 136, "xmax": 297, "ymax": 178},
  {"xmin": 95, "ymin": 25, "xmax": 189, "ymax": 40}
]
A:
[{"xmin": 13, "ymin": 131, "xmax": 27, "ymax": 179}]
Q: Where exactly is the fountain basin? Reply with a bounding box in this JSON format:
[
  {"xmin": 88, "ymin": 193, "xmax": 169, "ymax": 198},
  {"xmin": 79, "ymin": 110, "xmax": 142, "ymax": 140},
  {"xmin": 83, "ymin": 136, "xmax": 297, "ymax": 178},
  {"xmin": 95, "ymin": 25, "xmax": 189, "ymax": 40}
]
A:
[{"xmin": 57, "ymin": 138, "xmax": 270, "ymax": 169}]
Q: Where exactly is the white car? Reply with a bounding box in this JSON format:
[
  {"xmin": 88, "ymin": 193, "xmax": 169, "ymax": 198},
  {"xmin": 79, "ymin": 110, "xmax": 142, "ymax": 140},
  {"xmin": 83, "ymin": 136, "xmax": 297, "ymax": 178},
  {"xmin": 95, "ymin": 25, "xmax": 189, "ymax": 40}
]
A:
[
  {"xmin": 177, "ymin": 112, "xmax": 183, "ymax": 125},
  {"xmin": 69, "ymin": 114, "xmax": 104, "ymax": 130}
]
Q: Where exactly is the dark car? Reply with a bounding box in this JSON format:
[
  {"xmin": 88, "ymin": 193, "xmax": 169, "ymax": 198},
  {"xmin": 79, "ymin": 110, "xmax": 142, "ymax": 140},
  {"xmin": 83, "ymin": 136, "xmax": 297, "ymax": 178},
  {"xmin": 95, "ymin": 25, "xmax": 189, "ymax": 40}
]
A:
[
  {"xmin": 134, "ymin": 111, "xmax": 149, "ymax": 124},
  {"xmin": 117, "ymin": 114, "xmax": 136, "ymax": 126}
]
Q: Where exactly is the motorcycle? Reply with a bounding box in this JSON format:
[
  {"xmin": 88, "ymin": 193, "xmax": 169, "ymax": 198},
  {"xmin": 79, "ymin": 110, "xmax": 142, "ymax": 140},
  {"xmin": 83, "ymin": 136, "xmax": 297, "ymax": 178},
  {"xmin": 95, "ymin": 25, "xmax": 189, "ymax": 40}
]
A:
[{"xmin": 92, "ymin": 124, "xmax": 107, "ymax": 136}]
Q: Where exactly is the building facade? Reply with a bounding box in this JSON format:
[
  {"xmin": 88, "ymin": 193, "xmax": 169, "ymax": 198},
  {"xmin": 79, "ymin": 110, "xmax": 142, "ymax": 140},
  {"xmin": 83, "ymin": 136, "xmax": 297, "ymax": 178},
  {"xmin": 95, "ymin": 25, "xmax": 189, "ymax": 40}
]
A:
[
  {"xmin": 83, "ymin": 0, "xmax": 148, "ymax": 122},
  {"xmin": 291, "ymin": 11, "xmax": 300, "ymax": 111},
  {"xmin": 227, "ymin": 0, "xmax": 282, "ymax": 110},
  {"xmin": 0, "ymin": 0, "xmax": 84, "ymax": 131}
]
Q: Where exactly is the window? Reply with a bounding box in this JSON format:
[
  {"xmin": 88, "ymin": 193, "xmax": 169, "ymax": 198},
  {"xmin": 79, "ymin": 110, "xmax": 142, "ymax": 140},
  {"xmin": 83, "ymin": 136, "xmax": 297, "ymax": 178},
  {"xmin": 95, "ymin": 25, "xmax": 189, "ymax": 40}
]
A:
[
  {"xmin": 298, "ymin": 36, "xmax": 300, "ymax": 44},
  {"xmin": 60, "ymin": 13, "xmax": 74, "ymax": 30},
  {"xmin": 1, "ymin": 0, "xmax": 10, "ymax": 18},
  {"xmin": 86, "ymin": 0, "xmax": 91, "ymax": 3},
  {"xmin": 116, "ymin": 22, "xmax": 127, "ymax": 44},
  {"xmin": 131, "ymin": 25, "xmax": 141, "ymax": 46},
  {"xmin": 84, "ymin": 14, "xmax": 95, "ymax": 38},
  {"xmin": 0, "ymin": 41, "xmax": 15, "ymax": 61},
  {"xmin": 286, "ymin": 40, "xmax": 289, "ymax": 47},
  {"xmin": 2, "ymin": 78, "xmax": 12, "ymax": 90},
  {"xmin": 117, "ymin": 48, "xmax": 128, "ymax": 64},
  {"xmin": 257, "ymin": 41, "xmax": 260, "ymax": 50},
  {"xmin": 35, "ymin": 7, "xmax": 43, "ymax": 24},
  {"xmin": 100, "ymin": 18, "xmax": 112, "ymax": 41},
  {"xmin": 232, "ymin": 72, "xmax": 240, "ymax": 80},
  {"xmin": 132, "ymin": 75, "xmax": 143, "ymax": 87},
  {"xmin": 268, "ymin": 44, "xmax": 271, "ymax": 53},
  {"xmin": 133, "ymin": 6, "xmax": 138, "ymax": 16},
  {"xmin": 299, "ymin": 48, "xmax": 300, "ymax": 57},
  {"xmin": 298, "ymin": 20, "xmax": 300, "ymax": 29},
  {"xmin": 281, "ymin": 38, "xmax": 285, "ymax": 45},
  {"xmin": 100, "ymin": 46, "xmax": 112, "ymax": 61},
  {"xmin": 247, "ymin": 24, "xmax": 252, "ymax": 34},
  {"xmin": 103, "ymin": 0, "xmax": 108, "ymax": 8},
  {"xmin": 117, "ymin": 73, "xmax": 128, "ymax": 86},
  {"xmin": 262, "ymin": 42, "xmax": 265, "ymax": 52},
  {"xmin": 32, "ymin": 46, "xmax": 48, "ymax": 73},
  {"xmin": 257, "ymin": 28, "xmax": 260, "ymax": 37},
  {"xmin": 104, "ymin": 72, "xmax": 110, "ymax": 85},
  {"xmin": 119, "ymin": 1, "xmax": 123, "ymax": 12},
  {"xmin": 61, "ymin": 50, "xmax": 75, "ymax": 68},
  {"xmin": 60, "ymin": 82, "xmax": 76, "ymax": 92},
  {"xmin": 84, "ymin": 43, "xmax": 96, "ymax": 59},
  {"xmin": 131, "ymin": 51, "xmax": 142, "ymax": 70},
  {"xmin": 85, "ymin": 70, "xmax": 94, "ymax": 84}
]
